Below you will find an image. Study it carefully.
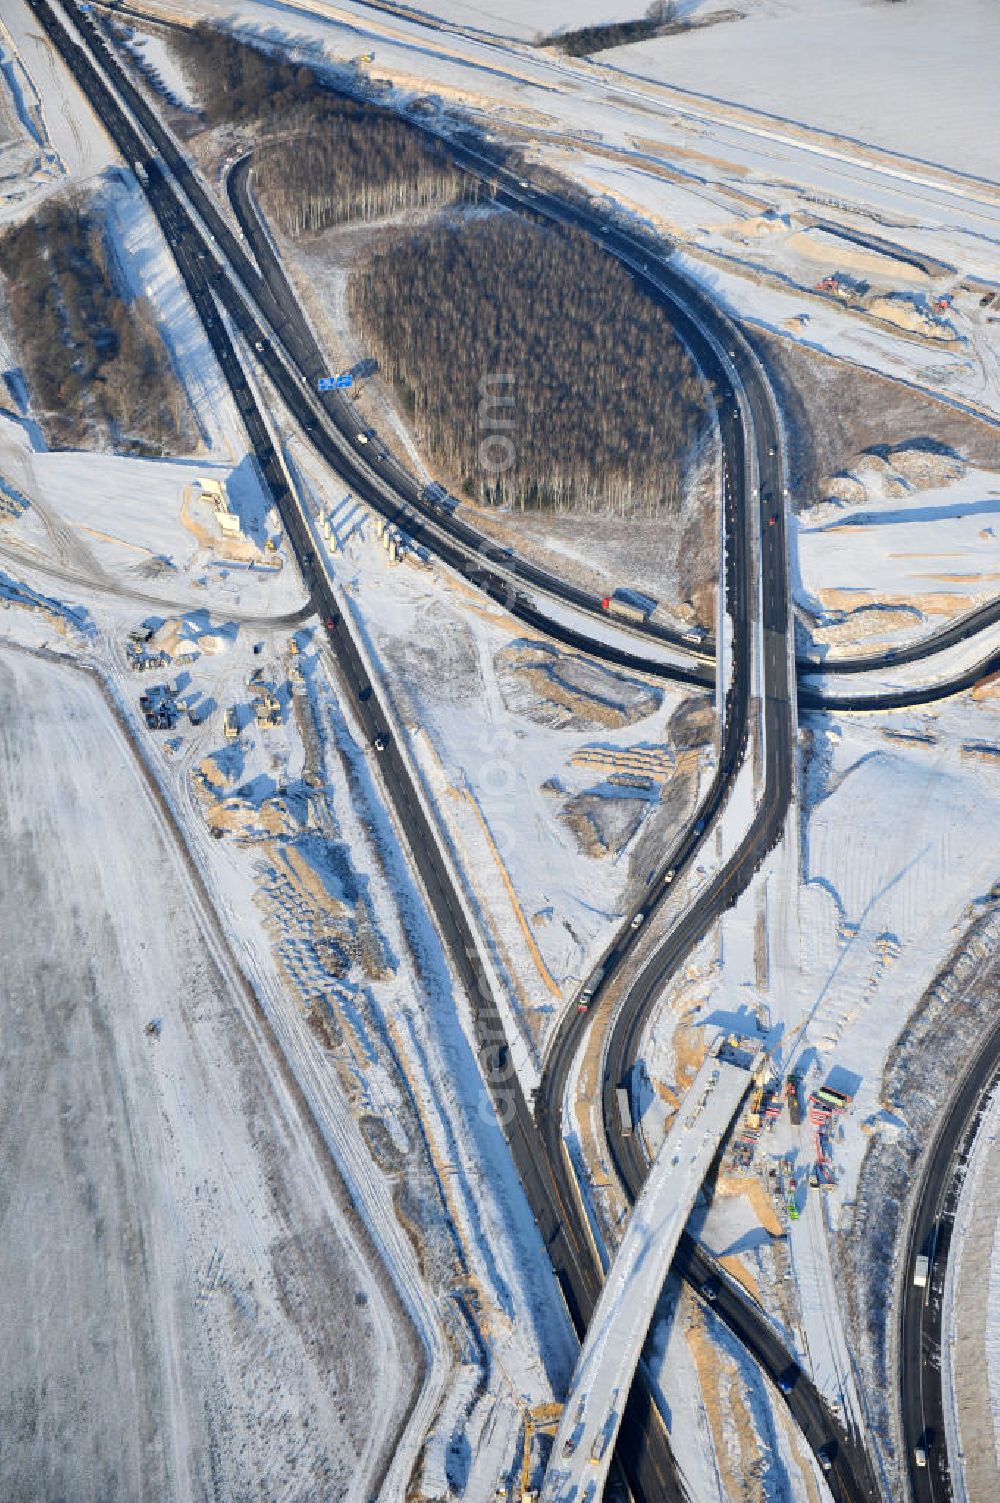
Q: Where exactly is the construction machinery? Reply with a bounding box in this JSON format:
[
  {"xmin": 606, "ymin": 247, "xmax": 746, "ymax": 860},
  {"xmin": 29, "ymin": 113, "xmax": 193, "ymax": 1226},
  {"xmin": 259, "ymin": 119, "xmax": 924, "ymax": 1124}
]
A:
[
  {"xmin": 253, "ymin": 686, "xmax": 281, "ymax": 728},
  {"xmin": 785, "ymin": 1072, "xmax": 802, "ymax": 1125},
  {"xmin": 520, "ymin": 1403, "xmax": 563, "ymax": 1502},
  {"xmin": 808, "ymin": 1079, "xmax": 853, "ymax": 1189}
]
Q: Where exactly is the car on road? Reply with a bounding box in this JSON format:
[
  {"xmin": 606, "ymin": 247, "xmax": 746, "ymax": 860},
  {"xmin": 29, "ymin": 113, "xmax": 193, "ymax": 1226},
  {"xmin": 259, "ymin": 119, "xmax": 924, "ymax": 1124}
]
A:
[
  {"xmin": 663, "ymin": 867, "xmax": 676, "ymax": 885},
  {"xmin": 373, "ymin": 733, "xmax": 389, "ymax": 752},
  {"xmin": 693, "ymin": 817, "xmax": 706, "ymax": 835},
  {"xmin": 816, "ymin": 1442, "xmax": 836, "ymax": 1472},
  {"xmin": 630, "ymin": 911, "xmax": 646, "ymax": 929},
  {"xmin": 701, "ymin": 1277, "xmax": 720, "ymax": 1303},
  {"xmin": 356, "ymin": 432, "xmax": 369, "ymax": 444},
  {"xmin": 914, "ymin": 1444, "xmax": 927, "ymax": 1468},
  {"xmin": 777, "ymin": 1364, "xmax": 800, "ymax": 1395},
  {"xmin": 324, "ymin": 614, "xmax": 338, "ymax": 630},
  {"xmin": 357, "ymin": 684, "xmax": 372, "ymax": 702}
]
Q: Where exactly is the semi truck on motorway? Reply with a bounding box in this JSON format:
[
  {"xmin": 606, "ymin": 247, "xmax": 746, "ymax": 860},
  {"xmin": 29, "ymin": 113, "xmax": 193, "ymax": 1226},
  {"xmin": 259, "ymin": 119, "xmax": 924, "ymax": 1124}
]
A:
[
  {"xmin": 601, "ymin": 590, "xmax": 651, "ymax": 624},
  {"xmin": 913, "ymin": 1252, "xmax": 930, "ymax": 1288},
  {"xmin": 616, "ymin": 1085, "xmax": 633, "ymax": 1137},
  {"xmin": 578, "ymin": 965, "xmax": 605, "ymax": 1011}
]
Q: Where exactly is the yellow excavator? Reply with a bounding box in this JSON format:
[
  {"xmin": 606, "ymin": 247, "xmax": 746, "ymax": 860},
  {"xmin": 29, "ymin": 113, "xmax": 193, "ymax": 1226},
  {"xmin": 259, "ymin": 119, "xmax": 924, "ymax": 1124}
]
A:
[{"xmin": 520, "ymin": 1404, "xmax": 563, "ymax": 1502}]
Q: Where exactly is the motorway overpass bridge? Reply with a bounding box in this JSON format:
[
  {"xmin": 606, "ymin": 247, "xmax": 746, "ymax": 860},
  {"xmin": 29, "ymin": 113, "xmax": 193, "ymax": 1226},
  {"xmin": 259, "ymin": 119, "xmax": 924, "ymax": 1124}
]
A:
[{"xmin": 540, "ymin": 1039, "xmax": 763, "ymax": 1503}]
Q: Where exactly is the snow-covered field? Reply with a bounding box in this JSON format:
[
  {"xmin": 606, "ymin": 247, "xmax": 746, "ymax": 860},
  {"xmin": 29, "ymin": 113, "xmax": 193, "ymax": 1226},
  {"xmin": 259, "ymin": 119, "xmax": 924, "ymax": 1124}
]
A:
[
  {"xmin": 0, "ymin": 643, "xmax": 419, "ymax": 1502},
  {"xmin": 612, "ymin": 0, "xmax": 1000, "ymax": 180},
  {"xmin": 377, "ymin": 0, "xmax": 645, "ymax": 43},
  {"xmin": 0, "ymin": 410, "xmax": 305, "ymax": 618},
  {"xmin": 633, "ymin": 683, "xmax": 1000, "ymax": 1429},
  {"xmin": 1, "ymin": 0, "xmax": 115, "ymax": 199},
  {"xmin": 0, "ymin": 468, "xmax": 580, "ymax": 1498},
  {"xmin": 3, "ymin": 0, "xmax": 1000, "ymax": 1494},
  {"xmin": 0, "ymin": 14, "xmax": 585, "ymax": 1497}
]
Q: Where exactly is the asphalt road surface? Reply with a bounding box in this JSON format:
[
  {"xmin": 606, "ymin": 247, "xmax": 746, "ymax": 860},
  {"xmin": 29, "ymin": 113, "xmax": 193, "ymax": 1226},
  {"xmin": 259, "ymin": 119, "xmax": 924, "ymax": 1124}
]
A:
[
  {"xmin": 20, "ymin": 5, "xmax": 909, "ymax": 1498},
  {"xmin": 25, "ymin": 8, "xmax": 679, "ymax": 1494},
  {"xmin": 900, "ymin": 1034, "xmax": 1000, "ymax": 1503}
]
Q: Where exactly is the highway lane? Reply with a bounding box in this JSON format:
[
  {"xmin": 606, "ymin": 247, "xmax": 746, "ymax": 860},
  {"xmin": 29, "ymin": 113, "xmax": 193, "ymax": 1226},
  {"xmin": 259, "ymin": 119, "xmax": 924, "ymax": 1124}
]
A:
[
  {"xmin": 218, "ymin": 151, "xmax": 1000, "ymax": 709},
  {"xmin": 799, "ymin": 641, "xmax": 1000, "ymax": 711},
  {"xmin": 172, "ymin": 195, "xmax": 686, "ymax": 1503},
  {"xmin": 40, "ymin": 23, "xmax": 1000, "ymax": 1503},
  {"xmin": 222, "ymin": 145, "xmax": 722, "ymax": 669},
  {"xmin": 591, "ymin": 344, "xmax": 882, "ymax": 1502},
  {"xmin": 164, "ymin": 189, "xmax": 642, "ymax": 1484},
  {"xmin": 26, "ymin": 6, "xmax": 692, "ymax": 1493},
  {"xmin": 147, "ymin": 22, "xmax": 1000, "ymax": 1503},
  {"xmin": 58, "ymin": 0, "xmax": 1000, "ymax": 730},
  {"xmin": 27, "ymin": 6, "xmax": 879, "ymax": 1494},
  {"xmin": 31, "ymin": 3, "xmax": 717, "ymax": 694},
  {"xmin": 166, "ymin": 101, "xmax": 845, "ymax": 1503},
  {"xmin": 29, "ymin": 11, "xmax": 849, "ymax": 1494},
  {"xmin": 54, "ymin": 0, "xmax": 1000, "ymax": 726},
  {"xmin": 68, "ymin": 0, "xmax": 717, "ymax": 665},
  {"xmin": 596, "ymin": 395, "xmax": 882, "ymax": 1502},
  {"xmin": 221, "ymin": 137, "xmax": 1000, "ymax": 1503},
  {"xmin": 800, "ymin": 593, "xmax": 1000, "ymax": 676},
  {"xmin": 900, "ymin": 1033, "xmax": 1000, "ymax": 1503},
  {"xmin": 520, "ymin": 153, "xmax": 885, "ymax": 1499}
]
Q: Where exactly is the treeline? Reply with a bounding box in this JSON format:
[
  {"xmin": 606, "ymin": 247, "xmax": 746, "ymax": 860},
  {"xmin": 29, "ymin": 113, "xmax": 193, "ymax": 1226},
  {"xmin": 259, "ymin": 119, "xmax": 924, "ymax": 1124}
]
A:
[
  {"xmin": 255, "ymin": 117, "xmax": 464, "ymax": 236},
  {"xmin": 0, "ymin": 195, "xmax": 191, "ymax": 454},
  {"xmin": 543, "ymin": 3, "xmax": 681, "ymax": 56},
  {"xmin": 174, "ymin": 22, "xmax": 319, "ymax": 127},
  {"xmin": 176, "ymin": 23, "xmax": 464, "ymax": 235},
  {"xmin": 350, "ymin": 215, "xmax": 706, "ymax": 516}
]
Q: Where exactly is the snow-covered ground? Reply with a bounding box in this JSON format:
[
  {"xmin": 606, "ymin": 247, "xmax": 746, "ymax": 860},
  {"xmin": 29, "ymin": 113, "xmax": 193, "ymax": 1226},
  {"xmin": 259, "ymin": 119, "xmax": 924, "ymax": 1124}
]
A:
[
  {"xmin": 1, "ymin": 0, "xmax": 115, "ymax": 211},
  {"xmin": 5, "ymin": 0, "xmax": 1000, "ymax": 1493},
  {"xmin": 286, "ymin": 432, "xmax": 713, "ymax": 1062},
  {"xmin": 0, "ymin": 409, "xmax": 305, "ymax": 618},
  {"xmin": 0, "ymin": 641, "xmax": 418, "ymax": 1502},
  {"xmin": 796, "ymin": 448, "xmax": 1000, "ymax": 647},
  {"xmin": 373, "ymin": 0, "xmax": 647, "ymax": 44},
  {"xmin": 0, "ymin": 15, "xmax": 585, "ymax": 1496},
  {"xmin": 113, "ymin": 21, "xmax": 200, "ymax": 111},
  {"xmin": 131, "ymin": 0, "xmax": 1000, "ymax": 430},
  {"xmin": 637, "ymin": 683, "xmax": 1000, "ymax": 1426},
  {"xmin": 612, "ymin": 0, "xmax": 1000, "ymax": 181},
  {"xmin": 0, "ymin": 466, "xmax": 581, "ymax": 1497}
]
